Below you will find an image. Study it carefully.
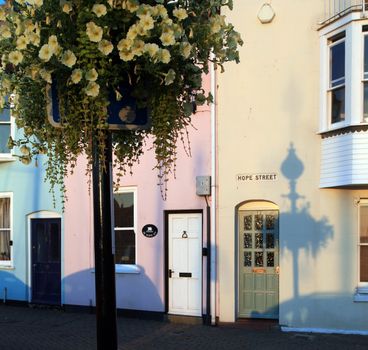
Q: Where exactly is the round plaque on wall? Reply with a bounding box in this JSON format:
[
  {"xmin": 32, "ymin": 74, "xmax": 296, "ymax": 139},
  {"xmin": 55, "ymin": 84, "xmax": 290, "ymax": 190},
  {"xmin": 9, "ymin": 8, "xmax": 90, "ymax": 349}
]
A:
[{"xmin": 142, "ymin": 224, "xmax": 158, "ymax": 238}]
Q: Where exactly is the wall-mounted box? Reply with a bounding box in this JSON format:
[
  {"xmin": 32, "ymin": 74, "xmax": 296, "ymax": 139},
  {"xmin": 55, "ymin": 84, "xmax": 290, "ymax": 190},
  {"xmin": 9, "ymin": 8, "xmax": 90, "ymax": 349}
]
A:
[{"xmin": 196, "ymin": 176, "xmax": 211, "ymax": 196}]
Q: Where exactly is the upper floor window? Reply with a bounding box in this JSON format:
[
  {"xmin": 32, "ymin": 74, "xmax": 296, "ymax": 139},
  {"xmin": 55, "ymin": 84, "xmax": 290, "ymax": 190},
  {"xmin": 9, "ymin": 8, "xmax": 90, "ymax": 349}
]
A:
[
  {"xmin": 363, "ymin": 33, "xmax": 368, "ymax": 121},
  {"xmin": 329, "ymin": 33, "xmax": 345, "ymax": 124},
  {"xmin": 319, "ymin": 20, "xmax": 368, "ymax": 133},
  {"xmin": 0, "ymin": 194, "xmax": 12, "ymax": 266},
  {"xmin": 0, "ymin": 109, "xmax": 11, "ymax": 156},
  {"xmin": 113, "ymin": 188, "xmax": 137, "ymax": 265}
]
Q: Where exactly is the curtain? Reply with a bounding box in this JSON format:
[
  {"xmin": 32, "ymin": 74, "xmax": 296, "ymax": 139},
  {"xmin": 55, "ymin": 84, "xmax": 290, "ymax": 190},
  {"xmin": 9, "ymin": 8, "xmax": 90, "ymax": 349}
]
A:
[{"xmin": 0, "ymin": 198, "xmax": 10, "ymax": 261}]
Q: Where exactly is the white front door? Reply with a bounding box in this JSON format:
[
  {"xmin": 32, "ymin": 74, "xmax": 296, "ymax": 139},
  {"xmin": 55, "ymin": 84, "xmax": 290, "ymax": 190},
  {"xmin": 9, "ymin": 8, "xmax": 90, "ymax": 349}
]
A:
[{"xmin": 168, "ymin": 213, "xmax": 202, "ymax": 316}]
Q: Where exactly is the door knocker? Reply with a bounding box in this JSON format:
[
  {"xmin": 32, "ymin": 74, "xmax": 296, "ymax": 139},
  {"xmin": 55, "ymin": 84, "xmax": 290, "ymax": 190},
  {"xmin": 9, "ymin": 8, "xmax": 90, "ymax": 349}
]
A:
[{"xmin": 182, "ymin": 231, "xmax": 188, "ymax": 239}]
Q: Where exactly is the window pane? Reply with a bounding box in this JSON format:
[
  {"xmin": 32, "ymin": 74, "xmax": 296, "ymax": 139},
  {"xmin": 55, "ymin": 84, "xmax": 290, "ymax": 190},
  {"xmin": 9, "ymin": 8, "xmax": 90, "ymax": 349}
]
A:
[
  {"xmin": 266, "ymin": 214, "xmax": 276, "ymax": 230},
  {"xmin": 255, "ymin": 214, "xmax": 263, "ymax": 230},
  {"xmin": 267, "ymin": 252, "xmax": 274, "ymax": 267},
  {"xmin": 360, "ymin": 206, "xmax": 368, "ymax": 244},
  {"xmin": 364, "ymin": 83, "xmax": 368, "ymax": 122},
  {"xmin": 0, "ymin": 230, "xmax": 10, "ymax": 261},
  {"xmin": 0, "ymin": 124, "xmax": 10, "ymax": 153},
  {"xmin": 330, "ymin": 41, "xmax": 345, "ymax": 84},
  {"xmin": 244, "ymin": 252, "xmax": 252, "ymax": 267},
  {"xmin": 244, "ymin": 215, "xmax": 252, "ymax": 231},
  {"xmin": 360, "ymin": 246, "xmax": 368, "ymax": 282},
  {"xmin": 243, "ymin": 233, "xmax": 252, "ymax": 248},
  {"xmin": 114, "ymin": 192, "xmax": 134, "ymax": 227},
  {"xmin": 364, "ymin": 36, "xmax": 368, "ymax": 77},
  {"xmin": 115, "ymin": 229, "xmax": 135, "ymax": 264},
  {"xmin": 331, "ymin": 86, "xmax": 345, "ymax": 123},
  {"xmin": 0, "ymin": 110, "xmax": 10, "ymax": 122},
  {"xmin": 255, "ymin": 252, "xmax": 263, "ymax": 267},
  {"xmin": 255, "ymin": 233, "xmax": 263, "ymax": 248},
  {"xmin": 0, "ymin": 198, "xmax": 10, "ymax": 229},
  {"xmin": 266, "ymin": 233, "xmax": 274, "ymax": 248}
]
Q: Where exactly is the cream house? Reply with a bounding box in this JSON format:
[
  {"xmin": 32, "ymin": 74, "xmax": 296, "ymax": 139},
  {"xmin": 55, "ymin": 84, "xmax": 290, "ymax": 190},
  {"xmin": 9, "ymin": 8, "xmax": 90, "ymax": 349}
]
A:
[{"xmin": 216, "ymin": 0, "xmax": 368, "ymax": 333}]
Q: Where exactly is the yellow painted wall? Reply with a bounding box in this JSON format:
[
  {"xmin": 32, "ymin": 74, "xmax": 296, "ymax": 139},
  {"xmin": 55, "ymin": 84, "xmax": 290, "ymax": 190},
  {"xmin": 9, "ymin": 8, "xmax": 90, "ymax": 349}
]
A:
[{"xmin": 217, "ymin": 0, "xmax": 368, "ymax": 330}]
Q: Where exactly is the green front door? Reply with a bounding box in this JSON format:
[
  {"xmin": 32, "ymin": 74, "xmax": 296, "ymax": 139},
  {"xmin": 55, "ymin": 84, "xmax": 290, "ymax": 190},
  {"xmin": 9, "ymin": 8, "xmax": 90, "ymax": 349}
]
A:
[{"xmin": 238, "ymin": 210, "xmax": 279, "ymax": 319}]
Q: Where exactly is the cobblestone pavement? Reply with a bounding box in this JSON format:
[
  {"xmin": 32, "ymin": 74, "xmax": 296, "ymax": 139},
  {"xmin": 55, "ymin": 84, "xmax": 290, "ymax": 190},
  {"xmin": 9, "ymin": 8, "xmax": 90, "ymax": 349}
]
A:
[{"xmin": 0, "ymin": 304, "xmax": 368, "ymax": 349}]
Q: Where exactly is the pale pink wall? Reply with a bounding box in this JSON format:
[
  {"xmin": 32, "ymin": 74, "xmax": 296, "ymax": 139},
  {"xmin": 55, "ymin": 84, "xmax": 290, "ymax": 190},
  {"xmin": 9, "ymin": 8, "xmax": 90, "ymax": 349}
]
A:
[
  {"xmin": 63, "ymin": 155, "xmax": 95, "ymax": 306},
  {"xmin": 63, "ymin": 75, "xmax": 212, "ymax": 312}
]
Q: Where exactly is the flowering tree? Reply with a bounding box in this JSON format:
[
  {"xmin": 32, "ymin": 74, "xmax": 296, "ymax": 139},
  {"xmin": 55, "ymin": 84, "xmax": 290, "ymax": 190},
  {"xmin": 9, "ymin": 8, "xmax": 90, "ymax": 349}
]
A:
[{"xmin": 0, "ymin": 0, "xmax": 242, "ymax": 195}]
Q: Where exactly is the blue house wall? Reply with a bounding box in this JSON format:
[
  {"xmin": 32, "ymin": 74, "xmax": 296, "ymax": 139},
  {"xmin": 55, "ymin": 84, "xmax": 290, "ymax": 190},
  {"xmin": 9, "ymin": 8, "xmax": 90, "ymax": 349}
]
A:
[{"xmin": 0, "ymin": 123, "xmax": 62, "ymax": 302}]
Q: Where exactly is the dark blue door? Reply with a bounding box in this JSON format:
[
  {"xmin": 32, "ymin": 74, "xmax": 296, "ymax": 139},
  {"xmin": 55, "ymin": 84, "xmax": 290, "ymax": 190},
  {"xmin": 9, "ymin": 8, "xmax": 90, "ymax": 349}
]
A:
[{"xmin": 31, "ymin": 218, "xmax": 61, "ymax": 305}]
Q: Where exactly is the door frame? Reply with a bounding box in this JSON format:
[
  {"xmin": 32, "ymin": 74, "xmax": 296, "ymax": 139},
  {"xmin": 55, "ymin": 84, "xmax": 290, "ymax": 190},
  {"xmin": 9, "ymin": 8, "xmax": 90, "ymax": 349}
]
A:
[
  {"xmin": 27, "ymin": 211, "xmax": 63, "ymax": 304},
  {"xmin": 164, "ymin": 210, "xmax": 203, "ymax": 314},
  {"xmin": 235, "ymin": 201, "xmax": 279, "ymax": 319}
]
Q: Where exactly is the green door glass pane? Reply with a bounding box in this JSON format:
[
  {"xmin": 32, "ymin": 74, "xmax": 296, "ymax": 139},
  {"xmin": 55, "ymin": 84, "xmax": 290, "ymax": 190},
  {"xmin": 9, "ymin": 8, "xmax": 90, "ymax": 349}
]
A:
[
  {"xmin": 244, "ymin": 233, "xmax": 252, "ymax": 248},
  {"xmin": 244, "ymin": 215, "xmax": 252, "ymax": 230},
  {"xmin": 266, "ymin": 233, "xmax": 274, "ymax": 248},
  {"xmin": 255, "ymin": 252, "xmax": 263, "ymax": 267},
  {"xmin": 244, "ymin": 252, "xmax": 252, "ymax": 267}
]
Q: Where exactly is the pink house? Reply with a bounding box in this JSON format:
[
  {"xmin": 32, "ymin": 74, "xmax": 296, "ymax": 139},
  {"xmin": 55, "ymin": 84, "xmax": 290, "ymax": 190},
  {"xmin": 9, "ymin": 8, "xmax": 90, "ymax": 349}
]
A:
[{"xmin": 62, "ymin": 74, "xmax": 216, "ymax": 321}]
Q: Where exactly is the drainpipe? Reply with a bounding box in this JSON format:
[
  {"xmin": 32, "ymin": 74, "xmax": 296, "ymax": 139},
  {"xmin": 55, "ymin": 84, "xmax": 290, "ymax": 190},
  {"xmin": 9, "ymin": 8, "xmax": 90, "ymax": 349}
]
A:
[{"xmin": 210, "ymin": 59, "xmax": 217, "ymax": 325}]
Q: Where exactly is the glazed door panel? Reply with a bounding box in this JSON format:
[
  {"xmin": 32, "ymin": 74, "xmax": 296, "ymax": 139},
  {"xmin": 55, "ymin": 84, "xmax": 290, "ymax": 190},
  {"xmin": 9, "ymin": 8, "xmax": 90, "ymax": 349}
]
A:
[{"xmin": 238, "ymin": 210, "xmax": 279, "ymax": 319}]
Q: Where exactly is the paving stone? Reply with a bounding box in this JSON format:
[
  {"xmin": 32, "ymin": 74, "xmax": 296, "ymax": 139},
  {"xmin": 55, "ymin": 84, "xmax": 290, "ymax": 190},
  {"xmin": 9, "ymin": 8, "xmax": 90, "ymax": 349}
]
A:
[{"xmin": 0, "ymin": 305, "xmax": 367, "ymax": 349}]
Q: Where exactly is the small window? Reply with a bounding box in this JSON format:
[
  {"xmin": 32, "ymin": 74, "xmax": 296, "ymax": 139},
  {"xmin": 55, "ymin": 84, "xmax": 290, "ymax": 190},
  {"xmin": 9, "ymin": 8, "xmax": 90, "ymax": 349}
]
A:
[
  {"xmin": 359, "ymin": 202, "xmax": 368, "ymax": 283},
  {"xmin": 0, "ymin": 109, "xmax": 11, "ymax": 155},
  {"xmin": 113, "ymin": 188, "xmax": 136, "ymax": 265},
  {"xmin": 0, "ymin": 195, "xmax": 12, "ymax": 266},
  {"xmin": 329, "ymin": 35, "xmax": 345, "ymax": 124}
]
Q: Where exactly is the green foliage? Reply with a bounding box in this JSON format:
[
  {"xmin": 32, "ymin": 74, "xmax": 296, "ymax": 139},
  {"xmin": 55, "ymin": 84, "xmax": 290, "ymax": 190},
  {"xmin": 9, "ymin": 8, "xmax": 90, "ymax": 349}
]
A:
[{"xmin": 0, "ymin": 0, "xmax": 242, "ymax": 198}]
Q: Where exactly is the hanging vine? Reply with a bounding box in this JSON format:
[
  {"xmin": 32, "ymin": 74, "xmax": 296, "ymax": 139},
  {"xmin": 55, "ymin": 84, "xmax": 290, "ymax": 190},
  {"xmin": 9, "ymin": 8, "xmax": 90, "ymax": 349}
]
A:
[{"xmin": 0, "ymin": 0, "xmax": 242, "ymax": 198}]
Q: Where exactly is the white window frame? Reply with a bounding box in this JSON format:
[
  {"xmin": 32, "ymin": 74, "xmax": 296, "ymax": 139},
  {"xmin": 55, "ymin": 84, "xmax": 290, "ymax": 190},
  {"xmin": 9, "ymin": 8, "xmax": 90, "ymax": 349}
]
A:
[
  {"xmin": 113, "ymin": 186, "xmax": 139, "ymax": 274},
  {"xmin": 0, "ymin": 192, "xmax": 13, "ymax": 268},
  {"xmin": 0, "ymin": 106, "xmax": 15, "ymax": 161},
  {"xmin": 355, "ymin": 199, "xmax": 368, "ymax": 301},
  {"xmin": 362, "ymin": 31, "xmax": 368, "ymax": 122},
  {"xmin": 319, "ymin": 18, "xmax": 368, "ymax": 133},
  {"xmin": 328, "ymin": 34, "xmax": 346, "ymax": 127}
]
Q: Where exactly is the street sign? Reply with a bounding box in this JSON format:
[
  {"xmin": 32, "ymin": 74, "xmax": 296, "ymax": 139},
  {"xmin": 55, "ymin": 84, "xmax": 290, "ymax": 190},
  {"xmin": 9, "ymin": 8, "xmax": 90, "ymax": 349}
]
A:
[{"xmin": 46, "ymin": 80, "xmax": 151, "ymax": 130}]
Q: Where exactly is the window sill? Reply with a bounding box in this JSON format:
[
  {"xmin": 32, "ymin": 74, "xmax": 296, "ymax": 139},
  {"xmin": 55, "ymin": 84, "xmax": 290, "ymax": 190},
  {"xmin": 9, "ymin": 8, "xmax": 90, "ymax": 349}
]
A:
[
  {"xmin": 91, "ymin": 265, "xmax": 141, "ymax": 275},
  {"xmin": 115, "ymin": 265, "xmax": 141, "ymax": 274},
  {"xmin": 0, "ymin": 265, "xmax": 14, "ymax": 270},
  {"xmin": 0, "ymin": 155, "xmax": 16, "ymax": 163},
  {"xmin": 318, "ymin": 123, "xmax": 368, "ymax": 138},
  {"xmin": 354, "ymin": 287, "xmax": 368, "ymax": 302}
]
